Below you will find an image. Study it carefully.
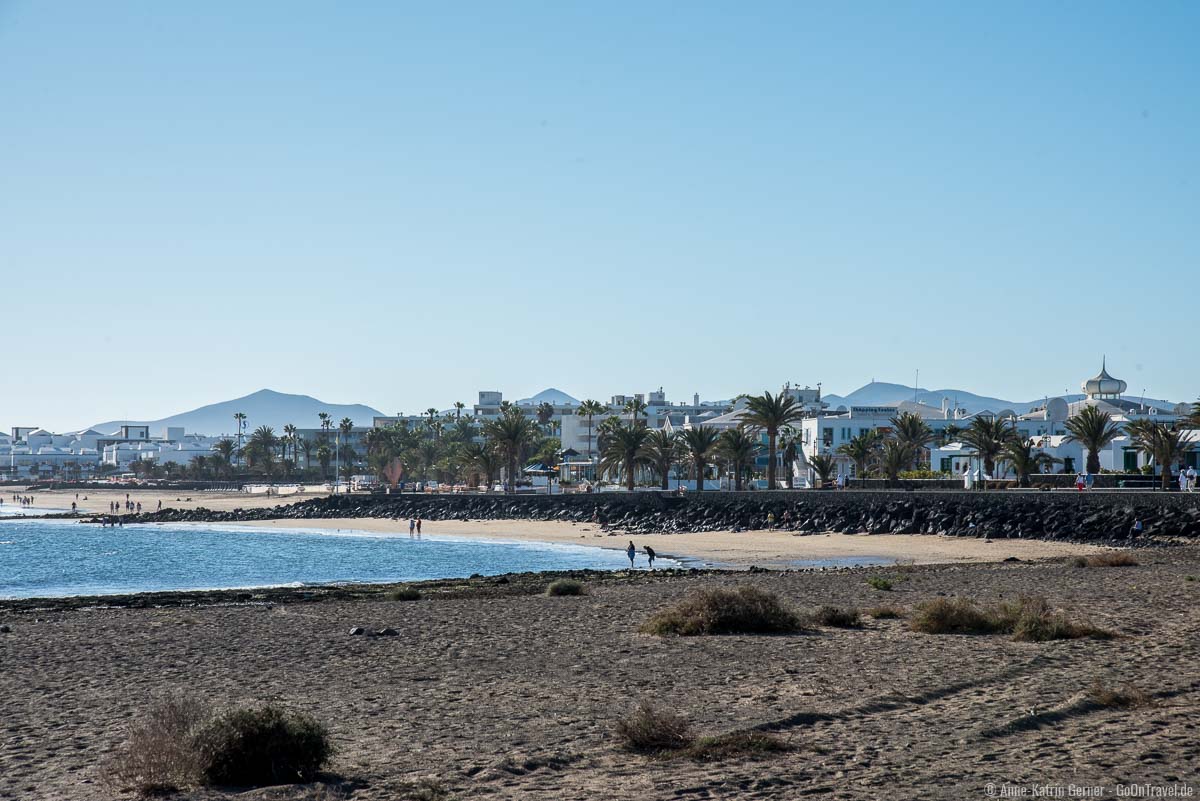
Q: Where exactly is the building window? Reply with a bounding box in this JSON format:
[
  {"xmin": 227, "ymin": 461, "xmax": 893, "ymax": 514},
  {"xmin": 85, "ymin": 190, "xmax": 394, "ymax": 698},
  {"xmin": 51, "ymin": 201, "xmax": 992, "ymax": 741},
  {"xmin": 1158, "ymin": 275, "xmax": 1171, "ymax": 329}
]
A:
[
  {"xmin": 940, "ymin": 458, "xmax": 952, "ymax": 473},
  {"xmin": 822, "ymin": 430, "xmax": 833, "ymax": 448}
]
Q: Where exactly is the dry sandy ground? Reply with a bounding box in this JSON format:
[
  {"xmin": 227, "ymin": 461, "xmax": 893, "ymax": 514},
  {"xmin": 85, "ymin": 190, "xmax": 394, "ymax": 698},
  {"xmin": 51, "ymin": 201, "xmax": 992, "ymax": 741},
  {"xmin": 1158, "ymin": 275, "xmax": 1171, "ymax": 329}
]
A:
[
  {"xmin": 1, "ymin": 549, "xmax": 1198, "ymax": 800},
  {"xmin": 241, "ymin": 517, "xmax": 1113, "ymax": 569}
]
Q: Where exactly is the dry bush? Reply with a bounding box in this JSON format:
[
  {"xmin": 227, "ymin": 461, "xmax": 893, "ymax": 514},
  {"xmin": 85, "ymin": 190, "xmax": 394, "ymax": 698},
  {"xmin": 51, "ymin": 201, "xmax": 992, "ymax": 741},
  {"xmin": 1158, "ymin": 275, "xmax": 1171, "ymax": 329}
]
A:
[
  {"xmin": 867, "ymin": 605, "xmax": 905, "ymax": 620},
  {"xmin": 865, "ymin": 576, "xmax": 893, "ymax": 591},
  {"xmin": 811, "ymin": 605, "xmax": 862, "ymax": 628},
  {"xmin": 911, "ymin": 596, "xmax": 1111, "ymax": 641},
  {"xmin": 387, "ymin": 586, "xmax": 421, "ymax": 601},
  {"xmin": 195, "ymin": 704, "xmax": 331, "ymax": 787},
  {"xmin": 1075, "ymin": 552, "xmax": 1139, "ymax": 568},
  {"xmin": 614, "ymin": 703, "xmax": 695, "ymax": 753},
  {"xmin": 909, "ymin": 598, "xmax": 1003, "ymax": 635},
  {"xmin": 639, "ymin": 587, "xmax": 806, "ymax": 636},
  {"xmin": 1089, "ymin": 679, "xmax": 1155, "ymax": 709},
  {"xmin": 995, "ymin": 597, "xmax": 1112, "ymax": 642},
  {"xmin": 685, "ymin": 731, "xmax": 791, "ymax": 761},
  {"xmin": 546, "ymin": 579, "xmax": 586, "ymax": 597},
  {"xmin": 101, "ymin": 693, "xmax": 210, "ymax": 796}
]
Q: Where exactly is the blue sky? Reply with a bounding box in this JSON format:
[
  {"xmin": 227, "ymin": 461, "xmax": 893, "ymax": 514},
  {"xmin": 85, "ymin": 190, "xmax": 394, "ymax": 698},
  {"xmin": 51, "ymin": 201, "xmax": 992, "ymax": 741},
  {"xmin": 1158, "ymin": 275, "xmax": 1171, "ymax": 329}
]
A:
[{"xmin": 2, "ymin": 1, "xmax": 1197, "ymax": 431}]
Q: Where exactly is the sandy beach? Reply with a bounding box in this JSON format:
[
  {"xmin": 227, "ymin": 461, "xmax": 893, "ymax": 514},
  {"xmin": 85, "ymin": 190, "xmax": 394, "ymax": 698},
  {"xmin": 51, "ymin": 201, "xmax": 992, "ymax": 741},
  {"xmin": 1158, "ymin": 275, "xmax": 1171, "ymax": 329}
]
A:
[
  {"xmin": 13, "ymin": 486, "xmax": 333, "ymax": 516},
  {"xmin": 1, "ymin": 546, "xmax": 1197, "ymax": 800},
  {"xmin": 238, "ymin": 516, "xmax": 1113, "ymax": 569}
]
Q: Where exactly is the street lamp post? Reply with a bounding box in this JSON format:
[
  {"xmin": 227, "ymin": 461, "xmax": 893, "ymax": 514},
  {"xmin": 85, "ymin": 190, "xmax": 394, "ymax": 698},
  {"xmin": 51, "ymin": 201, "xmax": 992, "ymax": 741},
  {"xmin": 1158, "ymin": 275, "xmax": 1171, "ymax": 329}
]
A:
[{"xmin": 334, "ymin": 433, "xmax": 340, "ymax": 495}]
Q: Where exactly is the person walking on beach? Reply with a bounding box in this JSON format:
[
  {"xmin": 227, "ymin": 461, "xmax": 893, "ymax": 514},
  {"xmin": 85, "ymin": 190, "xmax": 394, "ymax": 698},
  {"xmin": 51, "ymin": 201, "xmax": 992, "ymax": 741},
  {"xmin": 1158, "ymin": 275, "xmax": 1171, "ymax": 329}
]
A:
[
  {"xmin": 626, "ymin": 540, "xmax": 636, "ymax": 569},
  {"xmin": 644, "ymin": 545, "xmax": 656, "ymax": 570},
  {"xmin": 408, "ymin": 517, "xmax": 415, "ymax": 535},
  {"xmin": 71, "ymin": 501, "xmax": 76, "ymax": 514},
  {"xmin": 416, "ymin": 518, "xmax": 422, "ymax": 535}
]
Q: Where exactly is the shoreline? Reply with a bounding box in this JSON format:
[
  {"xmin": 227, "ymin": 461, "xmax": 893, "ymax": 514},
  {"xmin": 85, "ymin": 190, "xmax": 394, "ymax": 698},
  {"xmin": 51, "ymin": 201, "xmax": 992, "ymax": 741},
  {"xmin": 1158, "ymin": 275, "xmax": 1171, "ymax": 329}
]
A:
[
  {"xmin": 0, "ymin": 516, "xmax": 1116, "ymax": 607},
  {"xmin": 235, "ymin": 516, "xmax": 1114, "ymax": 568}
]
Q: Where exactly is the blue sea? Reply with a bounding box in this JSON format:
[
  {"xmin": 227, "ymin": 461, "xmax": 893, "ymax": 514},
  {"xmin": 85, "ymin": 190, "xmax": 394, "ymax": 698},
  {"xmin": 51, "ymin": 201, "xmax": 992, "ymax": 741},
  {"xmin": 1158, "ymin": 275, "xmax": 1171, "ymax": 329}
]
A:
[{"xmin": 0, "ymin": 519, "xmax": 675, "ymax": 599}]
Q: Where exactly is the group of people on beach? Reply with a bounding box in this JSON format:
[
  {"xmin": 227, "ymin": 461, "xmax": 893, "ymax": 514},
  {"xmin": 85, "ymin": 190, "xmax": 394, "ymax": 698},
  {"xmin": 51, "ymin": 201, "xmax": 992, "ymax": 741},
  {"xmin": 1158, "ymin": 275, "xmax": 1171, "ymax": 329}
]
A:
[
  {"xmin": 7, "ymin": 494, "xmax": 35, "ymax": 508},
  {"xmin": 407, "ymin": 518, "xmax": 423, "ymax": 536},
  {"xmin": 625, "ymin": 541, "xmax": 657, "ymax": 569}
]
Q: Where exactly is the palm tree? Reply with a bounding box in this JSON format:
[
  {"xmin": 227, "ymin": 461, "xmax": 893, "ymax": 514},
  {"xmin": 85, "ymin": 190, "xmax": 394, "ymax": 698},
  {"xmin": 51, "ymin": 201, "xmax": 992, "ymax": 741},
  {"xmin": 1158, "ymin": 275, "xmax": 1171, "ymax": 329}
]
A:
[
  {"xmin": 1127, "ymin": 420, "xmax": 1191, "ymax": 490},
  {"xmin": 282, "ymin": 424, "xmax": 298, "ymax": 464},
  {"xmin": 718, "ymin": 426, "xmax": 760, "ymax": 491},
  {"xmin": 960, "ymin": 417, "xmax": 1016, "ymax": 478},
  {"xmin": 233, "ymin": 412, "xmax": 247, "ymax": 466},
  {"xmin": 1000, "ymin": 438, "xmax": 1059, "ymax": 488},
  {"xmin": 483, "ymin": 408, "xmax": 539, "ymax": 493},
  {"xmin": 1063, "ymin": 405, "xmax": 1122, "ymax": 475},
  {"xmin": 879, "ymin": 440, "xmax": 914, "ymax": 485},
  {"xmin": 599, "ymin": 422, "xmax": 651, "ymax": 491},
  {"xmin": 576, "ymin": 400, "xmax": 606, "ymax": 462},
  {"xmin": 742, "ymin": 391, "xmax": 805, "ymax": 489},
  {"xmin": 425, "ymin": 408, "xmax": 439, "ymax": 426},
  {"xmin": 214, "ymin": 438, "xmax": 236, "ymax": 466},
  {"xmin": 461, "ymin": 442, "xmax": 500, "ymax": 491},
  {"xmin": 454, "ymin": 401, "xmax": 466, "ymax": 419},
  {"xmin": 837, "ymin": 430, "xmax": 882, "ymax": 478},
  {"xmin": 678, "ymin": 426, "xmax": 721, "ymax": 492},
  {"xmin": 536, "ymin": 402, "xmax": 555, "ymax": 427},
  {"xmin": 316, "ymin": 444, "xmax": 332, "ymax": 479},
  {"xmin": 623, "ymin": 398, "xmax": 648, "ymax": 427},
  {"xmin": 296, "ymin": 436, "xmax": 312, "ymax": 473},
  {"xmin": 890, "ymin": 411, "xmax": 934, "ymax": 470},
  {"xmin": 247, "ymin": 426, "xmax": 279, "ymax": 474},
  {"xmin": 809, "ymin": 453, "xmax": 838, "ymax": 488},
  {"xmin": 642, "ymin": 429, "xmax": 681, "ymax": 490},
  {"xmin": 779, "ymin": 431, "xmax": 799, "ymax": 489}
]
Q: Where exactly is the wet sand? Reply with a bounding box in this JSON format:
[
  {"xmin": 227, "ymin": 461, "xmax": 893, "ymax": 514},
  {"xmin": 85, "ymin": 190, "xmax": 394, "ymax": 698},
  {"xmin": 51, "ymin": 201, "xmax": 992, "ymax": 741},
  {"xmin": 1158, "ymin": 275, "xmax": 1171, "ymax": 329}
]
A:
[{"xmin": 239, "ymin": 516, "xmax": 1113, "ymax": 568}]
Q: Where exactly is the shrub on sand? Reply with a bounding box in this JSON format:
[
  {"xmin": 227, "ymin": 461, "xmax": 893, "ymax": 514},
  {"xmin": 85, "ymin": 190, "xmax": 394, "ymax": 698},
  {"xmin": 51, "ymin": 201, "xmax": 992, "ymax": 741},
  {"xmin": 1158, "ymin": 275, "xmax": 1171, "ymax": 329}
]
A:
[
  {"xmin": 811, "ymin": 605, "xmax": 862, "ymax": 628},
  {"xmin": 911, "ymin": 596, "xmax": 1111, "ymax": 641},
  {"xmin": 685, "ymin": 731, "xmax": 792, "ymax": 761},
  {"xmin": 867, "ymin": 605, "xmax": 905, "ymax": 620},
  {"xmin": 909, "ymin": 598, "xmax": 1003, "ymax": 635},
  {"xmin": 102, "ymin": 693, "xmax": 210, "ymax": 795},
  {"xmin": 639, "ymin": 587, "xmax": 806, "ymax": 636},
  {"xmin": 546, "ymin": 579, "xmax": 586, "ymax": 597},
  {"xmin": 1074, "ymin": 552, "xmax": 1139, "ymax": 568},
  {"xmin": 997, "ymin": 597, "xmax": 1112, "ymax": 642},
  {"xmin": 614, "ymin": 703, "xmax": 695, "ymax": 754},
  {"xmin": 387, "ymin": 586, "xmax": 421, "ymax": 601},
  {"xmin": 195, "ymin": 704, "xmax": 331, "ymax": 787},
  {"xmin": 1089, "ymin": 679, "xmax": 1155, "ymax": 709},
  {"xmin": 105, "ymin": 697, "xmax": 331, "ymax": 793},
  {"xmin": 865, "ymin": 576, "xmax": 893, "ymax": 591}
]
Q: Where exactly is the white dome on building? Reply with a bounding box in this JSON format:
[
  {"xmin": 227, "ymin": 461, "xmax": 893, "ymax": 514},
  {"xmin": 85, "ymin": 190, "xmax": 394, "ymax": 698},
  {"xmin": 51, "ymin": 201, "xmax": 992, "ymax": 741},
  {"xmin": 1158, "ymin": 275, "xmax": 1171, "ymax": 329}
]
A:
[{"xmin": 1081, "ymin": 359, "xmax": 1127, "ymax": 400}]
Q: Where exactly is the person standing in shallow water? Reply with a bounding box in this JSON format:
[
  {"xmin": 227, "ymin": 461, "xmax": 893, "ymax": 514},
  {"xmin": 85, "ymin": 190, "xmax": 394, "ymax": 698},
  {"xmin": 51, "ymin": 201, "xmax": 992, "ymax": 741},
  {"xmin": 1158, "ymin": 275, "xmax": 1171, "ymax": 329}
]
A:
[
  {"xmin": 408, "ymin": 517, "xmax": 415, "ymax": 536},
  {"xmin": 644, "ymin": 545, "xmax": 656, "ymax": 569},
  {"xmin": 626, "ymin": 540, "xmax": 636, "ymax": 569},
  {"xmin": 416, "ymin": 518, "xmax": 422, "ymax": 535}
]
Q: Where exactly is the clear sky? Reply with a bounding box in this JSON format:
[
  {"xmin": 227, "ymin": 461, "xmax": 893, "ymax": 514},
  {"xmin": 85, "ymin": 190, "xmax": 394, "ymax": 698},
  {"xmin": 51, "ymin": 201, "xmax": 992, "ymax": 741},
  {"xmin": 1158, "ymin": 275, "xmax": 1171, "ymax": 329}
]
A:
[{"xmin": 2, "ymin": 1, "xmax": 1197, "ymax": 431}]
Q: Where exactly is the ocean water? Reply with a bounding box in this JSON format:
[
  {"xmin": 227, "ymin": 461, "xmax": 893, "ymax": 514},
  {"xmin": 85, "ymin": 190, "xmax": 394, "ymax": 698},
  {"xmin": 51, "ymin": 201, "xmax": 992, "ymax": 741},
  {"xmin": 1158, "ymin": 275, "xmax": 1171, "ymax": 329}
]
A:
[{"xmin": 0, "ymin": 520, "xmax": 675, "ymax": 599}]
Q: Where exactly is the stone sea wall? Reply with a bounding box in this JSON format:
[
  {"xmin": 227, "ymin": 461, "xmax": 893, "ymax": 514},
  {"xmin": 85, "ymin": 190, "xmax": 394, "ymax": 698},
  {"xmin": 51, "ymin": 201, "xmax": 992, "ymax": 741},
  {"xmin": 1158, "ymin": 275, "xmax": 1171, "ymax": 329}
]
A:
[{"xmin": 125, "ymin": 490, "xmax": 1200, "ymax": 545}]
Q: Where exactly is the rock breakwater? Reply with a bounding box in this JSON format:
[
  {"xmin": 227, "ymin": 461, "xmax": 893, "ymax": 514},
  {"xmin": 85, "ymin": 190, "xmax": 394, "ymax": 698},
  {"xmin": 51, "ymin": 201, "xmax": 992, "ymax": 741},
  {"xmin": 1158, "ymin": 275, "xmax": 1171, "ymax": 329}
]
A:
[{"xmin": 112, "ymin": 491, "xmax": 1200, "ymax": 545}]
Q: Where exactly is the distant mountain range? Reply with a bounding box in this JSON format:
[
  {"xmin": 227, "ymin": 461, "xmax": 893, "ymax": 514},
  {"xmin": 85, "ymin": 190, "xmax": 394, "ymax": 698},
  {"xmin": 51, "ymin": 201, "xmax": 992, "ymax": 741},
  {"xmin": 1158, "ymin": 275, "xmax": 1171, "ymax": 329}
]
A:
[
  {"xmin": 84, "ymin": 382, "xmax": 1186, "ymax": 439},
  {"xmin": 91, "ymin": 390, "xmax": 384, "ymax": 437},
  {"xmin": 821, "ymin": 381, "xmax": 1178, "ymax": 415}
]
